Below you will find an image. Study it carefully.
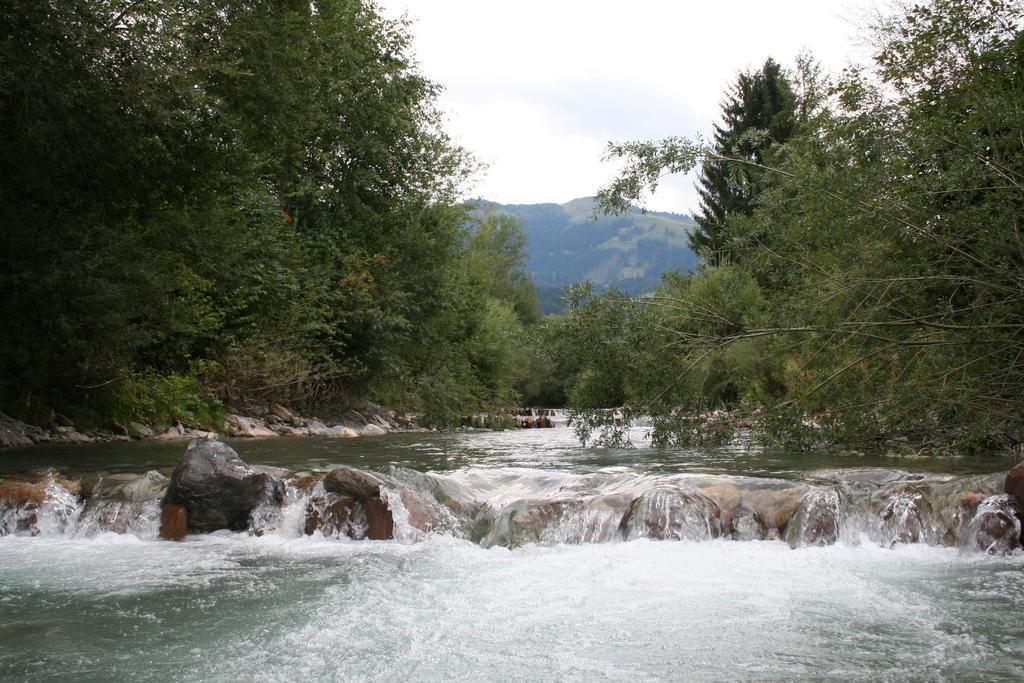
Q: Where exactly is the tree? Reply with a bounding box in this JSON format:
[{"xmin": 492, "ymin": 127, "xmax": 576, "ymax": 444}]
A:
[
  {"xmin": 691, "ymin": 58, "xmax": 796, "ymax": 265},
  {"xmin": 0, "ymin": 0, "xmax": 482, "ymax": 426},
  {"xmin": 589, "ymin": 0, "xmax": 1024, "ymax": 452}
]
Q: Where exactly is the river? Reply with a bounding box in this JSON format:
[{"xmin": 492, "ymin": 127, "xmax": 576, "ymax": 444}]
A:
[{"xmin": 1, "ymin": 426, "xmax": 1023, "ymax": 680}]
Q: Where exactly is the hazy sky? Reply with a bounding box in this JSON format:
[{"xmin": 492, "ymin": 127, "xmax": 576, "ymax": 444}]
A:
[{"xmin": 375, "ymin": 1, "xmax": 879, "ymax": 214}]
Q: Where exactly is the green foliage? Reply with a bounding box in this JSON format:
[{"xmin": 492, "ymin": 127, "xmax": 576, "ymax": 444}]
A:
[
  {"xmin": 370, "ymin": 208, "xmax": 543, "ymax": 425},
  {"xmin": 692, "ymin": 58, "xmax": 797, "ymax": 265},
  {"xmin": 587, "ymin": 0, "xmax": 1024, "ymax": 452},
  {"xmin": 97, "ymin": 368, "xmax": 225, "ymax": 431},
  {"xmin": 0, "ymin": 0, "xmax": 526, "ymax": 428}
]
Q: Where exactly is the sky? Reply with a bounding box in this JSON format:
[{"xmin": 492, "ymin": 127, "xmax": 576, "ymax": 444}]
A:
[{"xmin": 375, "ymin": 1, "xmax": 880, "ymax": 214}]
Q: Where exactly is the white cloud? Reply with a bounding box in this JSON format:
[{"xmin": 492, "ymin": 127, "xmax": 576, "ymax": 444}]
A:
[{"xmin": 377, "ymin": 0, "xmax": 878, "ymax": 212}]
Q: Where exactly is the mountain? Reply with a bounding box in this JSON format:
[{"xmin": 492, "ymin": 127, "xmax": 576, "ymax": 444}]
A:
[{"xmin": 471, "ymin": 197, "xmax": 700, "ymax": 313}]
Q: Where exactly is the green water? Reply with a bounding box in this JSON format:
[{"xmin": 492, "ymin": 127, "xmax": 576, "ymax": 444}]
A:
[
  {"xmin": 0, "ymin": 426, "xmax": 1016, "ymax": 479},
  {"xmin": 1, "ymin": 427, "xmax": 1022, "ymax": 681}
]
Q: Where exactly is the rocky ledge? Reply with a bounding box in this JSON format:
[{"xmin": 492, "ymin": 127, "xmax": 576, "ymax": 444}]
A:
[{"xmin": 4, "ymin": 439, "xmax": 1024, "ymax": 556}]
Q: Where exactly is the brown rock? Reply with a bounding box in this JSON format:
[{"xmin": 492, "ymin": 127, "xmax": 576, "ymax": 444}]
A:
[
  {"xmin": 322, "ymin": 467, "xmax": 383, "ymax": 499},
  {"xmin": 159, "ymin": 503, "xmax": 188, "ymax": 541},
  {"xmin": 400, "ymin": 489, "xmax": 443, "ymax": 533},
  {"xmin": 0, "ymin": 481, "xmax": 45, "ymax": 505},
  {"xmin": 363, "ymin": 496, "xmax": 394, "ymax": 540},
  {"xmin": 224, "ymin": 415, "xmax": 278, "ymax": 438},
  {"xmin": 0, "ymin": 426, "xmax": 33, "ymax": 448},
  {"xmin": 1004, "ymin": 463, "xmax": 1024, "ymax": 508},
  {"xmin": 294, "ymin": 475, "xmax": 323, "ymax": 492},
  {"xmin": 970, "ymin": 494, "xmax": 1023, "ymax": 554},
  {"xmin": 47, "ymin": 476, "xmax": 81, "ymax": 497},
  {"xmin": 304, "ymin": 494, "xmax": 355, "ymax": 537},
  {"xmin": 727, "ymin": 505, "xmax": 767, "ymax": 541},
  {"xmin": 270, "ymin": 404, "xmax": 299, "ymax": 425},
  {"xmin": 619, "ymin": 488, "xmax": 722, "ymax": 541}
]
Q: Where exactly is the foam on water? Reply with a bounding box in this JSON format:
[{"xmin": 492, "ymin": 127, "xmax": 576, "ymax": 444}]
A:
[{"xmin": 1, "ymin": 533, "xmax": 1023, "ymax": 680}]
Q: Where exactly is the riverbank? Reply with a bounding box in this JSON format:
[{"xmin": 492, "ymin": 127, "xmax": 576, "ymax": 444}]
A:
[
  {"xmin": 0, "ymin": 403, "xmax": 570, "ymax": 449},
  {"xmin": 0, "ymin": 400, "xmax": 419, "ymax": 449}
]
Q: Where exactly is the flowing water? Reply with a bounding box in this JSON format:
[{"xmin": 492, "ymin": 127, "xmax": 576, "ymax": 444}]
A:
[{"xmin": 1, "ymin": 426, "xmax": 1023, "ymax": 681}]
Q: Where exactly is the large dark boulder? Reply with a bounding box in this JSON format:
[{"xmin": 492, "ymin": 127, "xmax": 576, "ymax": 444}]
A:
[{"xmin": 163, "ymin": 439, "xmax": 283, "ymax": 533}]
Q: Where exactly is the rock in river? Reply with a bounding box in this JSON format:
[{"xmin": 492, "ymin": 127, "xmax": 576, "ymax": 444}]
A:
[
  {"xmin": 1004, "ymin": 463, "xmax": 1024, "ymax": 508},
  {"xmin": 162, "ymin": 439, "xmax": 284, "ymax": 533},
  {"xmin": 323, "ymin": 467, "xmax": 384, "ymax": 499},
  {"xmin": 785, "ymin": 488, "xmax": 841, "ymax": 548},
  {"xmin": 321, "ymin": 467, "xmax": 393, "ymax": 539},
  {"xmin": 968, "ymin": 494, "xmax": 1022, "ymax": 554}
]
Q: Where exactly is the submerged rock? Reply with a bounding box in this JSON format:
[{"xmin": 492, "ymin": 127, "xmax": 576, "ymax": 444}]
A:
[
  {"xmin": 785, "ymin": 488, "xmax": 841, "ymax": 548},
  {"xmin": 396, "ymin": 488, "xmax": 444, "ymax": 534},
  {"xmin": 967, "ymin": 494, "xmax": 1022, "ymax": 554},
  {"xmin": 724, "ymin": 505, "xmax": 767, "ymax": 541},
  {"xmin": 163, "ymin": 439, "xmax": 284, "ymax": 533},
  {"xmin": 94, "ymin": 471, "xmax": 169, "ymax": 502},
  {"xmin": 293, "ymin": 475, "xmax": 323, "ymax": 492},
  {"xmin": 320, "ymin": 467, "xmax": 393, "ymax": 539},
  {"xmin": 304, "ymin": 494, "xmax": 356, "ymax": 538},
  {"xmin": 0, "ymin": 481, "xmax": 46, "ymax": 506},
  {"xmin": 876, "ymin": 487, "xmax": 928, "ymax": 546},
  {"xmin": 481, "ymin": 498, "xmax": 579, "ymax": 548},
  {"xmin": 620, "ymin": 488, "xmax": 722, "ymax": 541}
]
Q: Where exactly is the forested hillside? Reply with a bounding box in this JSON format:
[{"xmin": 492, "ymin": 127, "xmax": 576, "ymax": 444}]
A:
[{"xmin": 472, "ymin": 198, "xmax": 698, "ymax": 311}]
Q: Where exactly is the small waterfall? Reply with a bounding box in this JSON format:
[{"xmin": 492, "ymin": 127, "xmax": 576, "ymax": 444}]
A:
[
  {"xmin": 380, "ymin": 486, "xmax": 423, "ymax": 544},
  {"xmin": 966, "ymin": 494, "xmax": 1022, "ymax": 554},
  {"xmin": 0, "ymin": 477, "xmax": 82, "ymax": 537},
  {"xmin": 620, "ymin": 488, "xmax": 722, "ymax": 541},
  {"xmin": 786, "ymin": 488, "xmax": 841, "ymax": 548},
  {"xmin": 75, "ymin": 500, "xmax": 161, "ymax": 538},
  {"xmin": 509, "ymin": 408, "xmax": 570, "ymax": 428},
  {"xmin": 877, "ymin": 490, "xmax": 926, "ymax": 547},
  {"xmin": 540, "ymin": 494, "xmax": 631, "ymax": 544},
  {"xmin": 298, "ymin": 481, "xmax": 357, "ymax": 540}
]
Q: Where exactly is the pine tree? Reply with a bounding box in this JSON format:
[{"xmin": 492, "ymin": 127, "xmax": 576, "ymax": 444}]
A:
[{"xmin": 691, "ymin": 58, "xmax": 796, "ymax": 265}]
